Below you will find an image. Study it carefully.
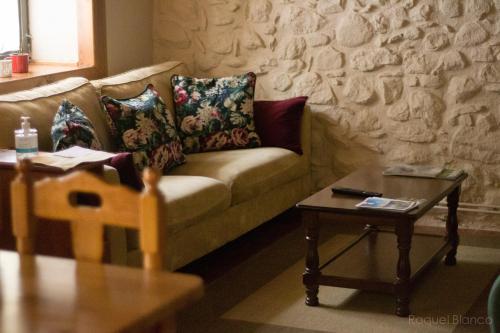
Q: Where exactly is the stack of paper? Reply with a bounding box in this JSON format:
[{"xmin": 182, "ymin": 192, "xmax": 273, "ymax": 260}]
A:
[
  {"xmin": 383, "ymin": 164, "xmax": 464, "ymax": 180},
  {"xmin": 383, "ymin": 165, "xmax": 444, "ymax": 178},
  {"xmin": 31, "ymin": 147, "xmax": 116, "ymax": 171}
]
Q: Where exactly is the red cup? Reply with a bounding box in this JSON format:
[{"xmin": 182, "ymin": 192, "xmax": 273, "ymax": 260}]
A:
[{"xmin": 11, "ymin": 53, "xmax": 29, "ymax": 73}]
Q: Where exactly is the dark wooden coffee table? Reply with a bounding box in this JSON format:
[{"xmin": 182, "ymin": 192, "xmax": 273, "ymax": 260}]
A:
[{"xmin": 296, "ymin": 166, "xmax": 467, "ymax": 317}]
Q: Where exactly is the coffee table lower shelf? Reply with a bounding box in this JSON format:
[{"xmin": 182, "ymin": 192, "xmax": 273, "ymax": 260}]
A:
[{"xmin": 316, "ymin": 230, "xmax": 452, "ymax": 294}]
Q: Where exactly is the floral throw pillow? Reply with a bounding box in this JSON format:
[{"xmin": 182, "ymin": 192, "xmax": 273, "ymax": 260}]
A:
[
  {"xmin": 101, "ymin": 84, "xmax": 185, "ymax": 172},
  {"xmin": 171, "ymin": 72, "xmax": 261, "ymax": 153},
  {"xmin": 51, "ymin": 99, "xmax": 103, "ymax": 152}
]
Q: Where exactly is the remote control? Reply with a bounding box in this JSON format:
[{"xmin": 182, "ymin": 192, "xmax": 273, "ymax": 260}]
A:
[{"xmin": 331, "ymin": 187, "xmax": 382, "ymax": 197}]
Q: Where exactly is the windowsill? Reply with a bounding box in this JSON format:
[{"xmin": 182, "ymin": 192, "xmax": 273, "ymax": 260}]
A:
[
  {"xmin": 0, "ymin": 62, "xmax": 81, "ymax": 83},
  {"xmin": 0, "ymin": 62, "xmax": 104, "ymax": 95}
]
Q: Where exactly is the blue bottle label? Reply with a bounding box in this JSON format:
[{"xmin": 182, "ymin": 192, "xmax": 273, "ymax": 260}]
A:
[{"xmin": 16, "ymin": 147, "xmax": 38, "ymax": 153}]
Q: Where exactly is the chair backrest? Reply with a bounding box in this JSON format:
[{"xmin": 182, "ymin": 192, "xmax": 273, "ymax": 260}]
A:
[{"xmin": 10, "ymin": 159, "xmax": 165, "ymax": 270}]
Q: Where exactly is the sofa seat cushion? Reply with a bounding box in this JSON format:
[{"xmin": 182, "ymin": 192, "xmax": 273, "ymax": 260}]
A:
[
  {"xmin": 169, "ymin": 147, "xmax": 308, "ymax": 205},
  {"xmin": 158, "ymin": 175, "xmax": 231, "ymax": 231}
]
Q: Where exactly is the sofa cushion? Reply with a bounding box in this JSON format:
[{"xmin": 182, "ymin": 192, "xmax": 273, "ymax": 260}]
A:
[
  {"xmin": 169, "ymin": 147, "xmax": 308, "ymax": 205},
  {"xmin": 101, "ymin": 84, "xmax": 185, "ymax": 172},
  {"xmin": 158, "ymin": 175, "xmax": 231, "ymax": 231},
  {"xmin": 91, "ymin": 61, "xmax": 190, "ymax": 121},
  {"xmin": 51, "ymin": 99, "xmax": 103, "ymax": 151},
  {"xmin": 254, "ymin": 96, "xmax": 308, "ymax": 155},
  {"xmin": 171, "ymin": 72, "xmax": 261, "ymax": 153},
  {"xmin": 0, "ymin": 78, "xmax": 113, "ymax": 152}
]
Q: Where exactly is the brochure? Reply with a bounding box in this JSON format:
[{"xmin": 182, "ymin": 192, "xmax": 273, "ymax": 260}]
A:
[
  {"xmin": 355, "ymin": 197, "xmax": 419, "ymax": 213},
  {"xmin": 383, "ymin": 164, "xmax": 464, "ymax": 180}
]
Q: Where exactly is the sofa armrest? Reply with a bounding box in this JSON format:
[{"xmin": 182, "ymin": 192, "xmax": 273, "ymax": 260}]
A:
[
  {"xmin": 101, "ymin": 164, "xmax": 129, "ymax": 265},
  {"xmin": 102, "ymin": 165, "xmax": 120, "ymax": 184},
  {"xmin": 300, "ymin": 105, "xmax": 312, "ymax": 163}
]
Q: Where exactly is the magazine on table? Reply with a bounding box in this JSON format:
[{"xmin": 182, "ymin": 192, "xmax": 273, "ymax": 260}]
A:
[
  {"xmin": 355, "ymin": 197, "xmax": 420, "ymax": 213},
  {"xmin": 383, "ymin": 164, "xmax": 464, "ymax": 180}
]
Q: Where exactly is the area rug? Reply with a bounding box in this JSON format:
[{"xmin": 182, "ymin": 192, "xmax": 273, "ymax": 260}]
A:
[{"xmin": 223, "ymin": 234, "xmax": 500, "ymax": 333}]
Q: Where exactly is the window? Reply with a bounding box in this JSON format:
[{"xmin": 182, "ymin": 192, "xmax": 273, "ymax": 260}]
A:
[
  {"xmin": 0, "ymin": 0, "xmax": 29, "ymax": 57},
  {"xmin": 0, "ymin": 0, "xmax": 106, "ymax": 94},
  {"xmin": 29, "ymin": 0, "xmax": 79, "ymax": 64},
  {"xmin": 0, "ymin": 0, "xmax": 78, "ymax": 63}
]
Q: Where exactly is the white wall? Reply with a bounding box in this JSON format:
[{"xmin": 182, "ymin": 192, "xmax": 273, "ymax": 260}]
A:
[
  {"xmin": 29, "ymin": 0, "xmax": 78, "ymax": 63},
  {"xmin": 105, "ymin": 0, "xmax": 153, "ymax": 75}
]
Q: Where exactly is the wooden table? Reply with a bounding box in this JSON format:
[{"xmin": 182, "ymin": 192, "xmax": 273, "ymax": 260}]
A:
[
  {"xmin": 0, "ymin": 250, "xmax": 203, "ymax": 332},
  {"xmin": 0, "ymin": 150, "xmax": 107, "ymax": 256},
  {"xmin": 296, "ymin": 166, "xmax": 467, "ymax": 317}
]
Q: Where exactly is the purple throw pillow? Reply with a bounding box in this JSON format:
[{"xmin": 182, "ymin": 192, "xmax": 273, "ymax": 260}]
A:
[
  {"xmin": 108, "ymin": 152, "xmax": 144, "ymax": 191},
  {"xmin": 253, "ymin": 96, "xmax": 308, "ymax": 155}
]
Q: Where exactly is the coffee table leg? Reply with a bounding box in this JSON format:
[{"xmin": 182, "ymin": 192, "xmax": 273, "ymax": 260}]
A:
[
  {"xmin": 302, "ymin": 210, "xmax": 320, "ymax": 306},
  {"xmin": 395, "ymin": 222, "xmax": 413, "ymax": 317},
  {"xmin": 445, "ymin": 186, "xmax": 460, "ymax": 266}
]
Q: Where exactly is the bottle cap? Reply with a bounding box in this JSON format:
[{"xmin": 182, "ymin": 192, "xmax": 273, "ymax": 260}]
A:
[{"xmin": 20, "ymin": 116, "xmax": 31, "ymax": 134}]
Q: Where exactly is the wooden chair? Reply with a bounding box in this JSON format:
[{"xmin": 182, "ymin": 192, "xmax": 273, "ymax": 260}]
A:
[{"xmin": 10, "ymin": 158, "xmax": 165, "ymax": 270}]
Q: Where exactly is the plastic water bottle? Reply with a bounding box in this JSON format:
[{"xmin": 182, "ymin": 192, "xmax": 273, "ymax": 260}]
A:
[{"xmin": 15, "ymin": 116, "xmax": 38, "ymax": 159}]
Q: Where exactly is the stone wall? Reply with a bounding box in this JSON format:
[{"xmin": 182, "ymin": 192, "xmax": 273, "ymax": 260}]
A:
[{"xmin": 153, "ymin": 0, "xmax": 500, "ymax": 206}]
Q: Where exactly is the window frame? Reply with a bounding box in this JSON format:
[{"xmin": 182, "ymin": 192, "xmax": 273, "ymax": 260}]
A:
[{"xmin": 18, "ymin": 0, "xmax": 30, "ymax": 55}]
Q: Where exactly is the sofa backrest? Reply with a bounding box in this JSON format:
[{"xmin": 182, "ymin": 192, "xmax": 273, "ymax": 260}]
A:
[
  {"xmin": 0, "ymin": 61, "xmax": 190, "ymax": 153},
  {"xmin": 0, "ymin": 61, "xmax": 310, "ymax": 162},
  {"xmin": 0, "ymin": 78, "xmax": 114, "ymax": 152},
  {"xmin": 91, "ymin": 61, "xmax": 190, "ymax": 119}
]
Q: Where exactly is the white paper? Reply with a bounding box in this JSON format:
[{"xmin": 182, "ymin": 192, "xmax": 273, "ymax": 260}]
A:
[
  {"xmin": 53, "ymin": 146, "xmax": 112, "ymax": 159},
  {"xmin": 31, "ymin": 148, "xmax": 116, "ymax": 171}
]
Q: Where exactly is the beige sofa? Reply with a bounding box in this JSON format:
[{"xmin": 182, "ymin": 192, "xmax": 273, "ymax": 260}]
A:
[{"xmin": 0, "ymin": 61, "xmax": 311, "ymax": 270}]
